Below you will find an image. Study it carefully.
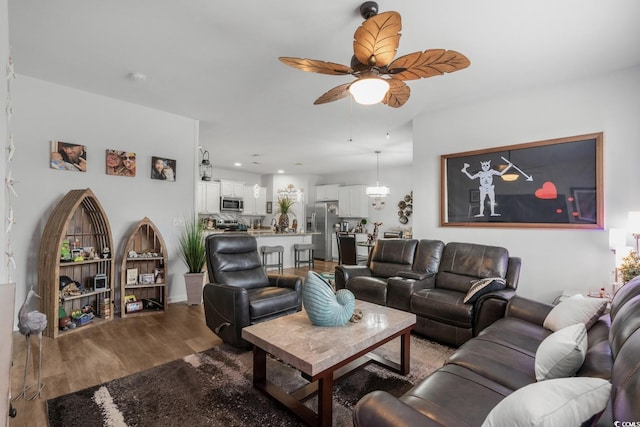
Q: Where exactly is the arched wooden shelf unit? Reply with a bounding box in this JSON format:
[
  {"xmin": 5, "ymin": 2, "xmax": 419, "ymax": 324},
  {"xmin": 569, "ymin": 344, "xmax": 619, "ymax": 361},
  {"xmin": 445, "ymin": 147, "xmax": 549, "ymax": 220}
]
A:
[
  {"xmin": 38, "ymin": 188, "xmax": 114, "ymax": 338},
  {"xmin": 120, "ymin": 217, "xmax": 168, "ymax": 317}
]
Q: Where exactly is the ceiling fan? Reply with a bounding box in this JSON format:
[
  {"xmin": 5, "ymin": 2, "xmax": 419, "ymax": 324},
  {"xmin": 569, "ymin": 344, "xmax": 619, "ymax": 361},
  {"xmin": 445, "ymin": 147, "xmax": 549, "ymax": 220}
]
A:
[{"xmin": 279, "ymin": 1, "xmax": 470, "ymax": 108}]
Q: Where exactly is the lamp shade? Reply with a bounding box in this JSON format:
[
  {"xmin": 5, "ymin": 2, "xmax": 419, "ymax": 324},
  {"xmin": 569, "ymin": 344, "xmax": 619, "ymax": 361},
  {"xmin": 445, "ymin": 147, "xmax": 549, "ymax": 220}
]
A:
[
  {"xmin": 365, "ymin": 185, "xmax": 390, "ymax": 197},
  {"xmin": 629, "ymin": 211, "xmax": 640, "ymax": 233},
  {"xmin": 349, "ymin": 77, "xmax": 389, "ymax": 105},
  {"xmin": 609, "ymin": 228, "xmax": 626, "ymax": 250}
]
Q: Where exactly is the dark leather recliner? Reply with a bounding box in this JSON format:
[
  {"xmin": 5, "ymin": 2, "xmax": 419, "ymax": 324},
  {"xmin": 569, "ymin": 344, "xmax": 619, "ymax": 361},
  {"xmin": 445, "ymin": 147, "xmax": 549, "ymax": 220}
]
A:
[
  {"xmin": 334, "ymin": 239, "xmax": 419, "ymax": 306},
  {"xmin": 410, "ymin": 242, "xmax": 521, "ymax": 347},
  {"xmin": 202, "ymin": 234, "xmax": 302, "ymax": 348}
]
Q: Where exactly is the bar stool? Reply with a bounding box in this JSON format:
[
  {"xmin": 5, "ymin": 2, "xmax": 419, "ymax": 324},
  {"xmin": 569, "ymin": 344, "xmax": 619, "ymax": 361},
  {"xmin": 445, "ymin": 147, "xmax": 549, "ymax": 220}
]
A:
[
  {"xmin": 260, "ymin": 245, "xmax": 284, "ymax": 273},
  {"xmin": 293, "ymin": 243, "xmax": 315, "ymax": 269}
]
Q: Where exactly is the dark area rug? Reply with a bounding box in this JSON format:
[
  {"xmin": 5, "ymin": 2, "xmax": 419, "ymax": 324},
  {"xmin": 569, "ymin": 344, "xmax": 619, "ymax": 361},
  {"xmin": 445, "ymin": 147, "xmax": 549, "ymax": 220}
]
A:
[{"xmin": 47, "ymin": 335, "xmax": 453, "ymax": 426}]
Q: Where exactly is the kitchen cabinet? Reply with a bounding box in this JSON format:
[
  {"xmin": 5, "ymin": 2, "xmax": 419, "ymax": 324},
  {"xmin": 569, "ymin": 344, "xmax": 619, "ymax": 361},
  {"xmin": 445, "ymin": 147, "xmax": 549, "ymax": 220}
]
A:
[
  {"xmin": 197, "ymin": 182, "xmax": 220, "ymax": 214},
  {"xmin": 316, "ymin": 184, "xmax": 340, "ymax": 201},
  {"xmin": 242, "ymin": 185, "xmax": 267, "ymax": 215},
  {"xmin": 338, "ymin": 185, "xmax": 369, "ymax": 218},
  {"xmin": 220, "ymin": 180, "xmax": 244, "ymax": 197}
]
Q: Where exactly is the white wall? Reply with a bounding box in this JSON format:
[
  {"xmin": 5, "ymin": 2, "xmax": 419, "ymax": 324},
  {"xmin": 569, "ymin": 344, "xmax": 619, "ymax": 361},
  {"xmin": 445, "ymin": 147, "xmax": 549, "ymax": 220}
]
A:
[
  {"xmin": 413, "ymin": 66, "xmax": 640, "ymax": 303},
  {"xmin": 321, "ymin": 166, "xmax": 413, "ymax": 235},
  {"xmin": 11, "ymin": 75, "xmax": 199, "ymax": 326}
]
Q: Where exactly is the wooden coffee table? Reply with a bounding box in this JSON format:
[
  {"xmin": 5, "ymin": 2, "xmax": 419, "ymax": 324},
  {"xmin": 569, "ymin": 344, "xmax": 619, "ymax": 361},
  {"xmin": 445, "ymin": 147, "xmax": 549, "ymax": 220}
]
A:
[{"xmin": 242, "ymin": 300, "xmax": 416, "ymax": 427}]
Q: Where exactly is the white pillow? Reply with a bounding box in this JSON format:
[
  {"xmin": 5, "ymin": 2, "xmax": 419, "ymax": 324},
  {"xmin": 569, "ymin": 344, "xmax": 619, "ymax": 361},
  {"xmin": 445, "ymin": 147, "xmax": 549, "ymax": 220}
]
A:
[
  {"xmin": 482, "ymin": 377, "xmax": 611, "ymax": 427},
  {"xmin": 535, "ymin": 323, "xmax": 587, "ymax": 381},
  {"xmin": 543, "ymin": 295, "xmax": 607, "ymax": 331}
]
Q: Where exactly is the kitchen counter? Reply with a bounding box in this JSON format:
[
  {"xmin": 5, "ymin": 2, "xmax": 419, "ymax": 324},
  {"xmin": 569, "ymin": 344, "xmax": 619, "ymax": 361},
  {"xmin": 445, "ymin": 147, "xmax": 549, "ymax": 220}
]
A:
[{"xmin": 202, "ymin": 230, "xmax": 317, "ymax": 268}]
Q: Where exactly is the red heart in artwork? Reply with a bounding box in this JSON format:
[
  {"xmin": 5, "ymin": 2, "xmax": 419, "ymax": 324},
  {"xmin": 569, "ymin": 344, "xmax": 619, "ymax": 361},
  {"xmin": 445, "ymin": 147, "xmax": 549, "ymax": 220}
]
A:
[{"xmin": 535, "ymin": 182, "xmax": 558, "ymax": 199}]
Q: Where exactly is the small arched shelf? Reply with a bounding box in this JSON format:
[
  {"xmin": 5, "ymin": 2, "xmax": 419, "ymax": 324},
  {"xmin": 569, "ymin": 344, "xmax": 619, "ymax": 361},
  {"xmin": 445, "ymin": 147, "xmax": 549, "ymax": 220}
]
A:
[
  {"xmin": 38, "ymin": 188, "xmax": 115, "ymax": 338},
  {"xmin": 120, "ymin": 217, "xmax": 168, "ymax": 317}
]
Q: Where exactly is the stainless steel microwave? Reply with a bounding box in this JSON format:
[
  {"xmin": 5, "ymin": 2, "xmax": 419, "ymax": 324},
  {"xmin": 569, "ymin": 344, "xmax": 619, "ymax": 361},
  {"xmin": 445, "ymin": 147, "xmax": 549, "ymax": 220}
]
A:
[{"xmin": 220, "ymin": 196, "xmax": 244, "ymax": 212}]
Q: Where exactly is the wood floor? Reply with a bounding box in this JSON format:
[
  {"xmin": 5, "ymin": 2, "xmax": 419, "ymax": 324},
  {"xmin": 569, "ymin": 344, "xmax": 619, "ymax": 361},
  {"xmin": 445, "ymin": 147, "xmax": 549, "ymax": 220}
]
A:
[{"xmin": 9, "ymin": 261, "xmax": 336, "ymax": 427}]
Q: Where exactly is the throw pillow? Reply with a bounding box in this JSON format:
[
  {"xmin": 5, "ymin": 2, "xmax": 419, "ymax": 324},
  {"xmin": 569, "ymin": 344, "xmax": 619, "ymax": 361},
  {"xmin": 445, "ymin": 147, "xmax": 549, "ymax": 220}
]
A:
[
  {"xmin": 482, "ymin": 377, "xmax": 611, "ymax": 427},
  {"xmin": 535, "ymin": 323, "xmax": 588, "ymax": 381},
  {"xmin": 543, "ymin": 295, "xmax": 607, "ymax": 331},
  {"xmin": 464, "ymin": 277, "xmax": 507, "ymax": 304}
]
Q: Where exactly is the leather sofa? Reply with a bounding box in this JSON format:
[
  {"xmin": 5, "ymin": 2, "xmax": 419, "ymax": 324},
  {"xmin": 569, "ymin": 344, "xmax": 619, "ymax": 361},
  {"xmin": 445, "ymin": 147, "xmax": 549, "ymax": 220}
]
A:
[
  {"xmin": 337, "ymin": 240, "xmax": 521, "ymax": 347},
  {"xmin": 353, "ymin": 277, "xmax": 640, "ymax": 426},
  {"xmin": 202, "ymin": 234, "xmax": 302, "ymax": 348},
  {"xmin": 334, "ymin": 238, "xmax": 420, "ymax": 305}
]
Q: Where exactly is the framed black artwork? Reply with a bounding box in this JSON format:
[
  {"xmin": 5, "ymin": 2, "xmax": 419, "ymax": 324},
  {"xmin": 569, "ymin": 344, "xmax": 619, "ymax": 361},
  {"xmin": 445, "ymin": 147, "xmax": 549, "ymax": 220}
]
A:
[{"xmin": 440, "ymin": 133, "xmax": 604, "ymax": 229}]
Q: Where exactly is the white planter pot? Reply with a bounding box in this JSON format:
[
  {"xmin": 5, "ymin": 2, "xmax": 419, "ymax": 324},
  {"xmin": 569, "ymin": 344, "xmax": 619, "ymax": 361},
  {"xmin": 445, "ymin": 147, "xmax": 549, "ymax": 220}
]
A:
[{"xmin": 184, "ymin": 272, "xmax": 204, "ymax": 305}]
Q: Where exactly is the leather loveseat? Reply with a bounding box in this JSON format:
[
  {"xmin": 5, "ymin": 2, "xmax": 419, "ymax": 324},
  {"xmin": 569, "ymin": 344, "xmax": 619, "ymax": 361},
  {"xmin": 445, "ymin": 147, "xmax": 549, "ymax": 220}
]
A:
[
  {"xmin": 353, "ymin": 277, "xmax": 640, "ymax": 427},
  {"xmin": 337, "ymin": 240, "xmax": 521, "ymax": 347}
]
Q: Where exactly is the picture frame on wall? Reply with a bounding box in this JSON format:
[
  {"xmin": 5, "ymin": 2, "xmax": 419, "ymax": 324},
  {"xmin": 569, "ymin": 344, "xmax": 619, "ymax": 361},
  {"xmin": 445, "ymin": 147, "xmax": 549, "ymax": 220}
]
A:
[
  {"xmin": 440, "ymin": 133, "xmax": 603, "ymax": 229},
  {"xmin": 151, "ymin": 156, "xmax": 176, "ymax": 181},
  {"xmin": 50, "ymin": 140, "xmax": 87, "ymax": 172},
  {"xmin": 105, "ymin": 149, "xmax": 136, "ymax": 177},
  {"xmin": 266, "ymin": 201, "xmax": 272, "ymax": 214}
]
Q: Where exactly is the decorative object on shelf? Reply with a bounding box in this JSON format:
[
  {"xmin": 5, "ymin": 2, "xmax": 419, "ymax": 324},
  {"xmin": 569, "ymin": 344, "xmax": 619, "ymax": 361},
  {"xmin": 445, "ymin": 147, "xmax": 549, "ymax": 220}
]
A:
[
  {"xmin": 366, "ymin": 151, "xmax": 390, "ymax": 199},
  {"xmin": 398, "ymin": 191, "xmax": 413, "ymax": 224},
  {"xmin": 178, "ymin": 215, "xmax": 206, "ymax": 305},
  {"xmin": 151, "ymin": 156, "xmax": 176, "ymax": 181},
  {"xmin": 279, "ymin": 2, "xmax": 470, "ymax": 107},
  {"xmin": 372, "ymin": 222, "xmax": 383, "ymax": 240},
  {"xmin": 199, "ymin": 147, "xmax": 212, "ymax": 181},
  {"xmin": 93, "ymin": 274, "xmax": 108, "ymax": 291},
  {"xmin": 126, "ymin": 269, "xmax": 138, "ymax": 285},
  {"xmin": 302, "ymin": 271, "xmax": 355, "ymax": 327}
]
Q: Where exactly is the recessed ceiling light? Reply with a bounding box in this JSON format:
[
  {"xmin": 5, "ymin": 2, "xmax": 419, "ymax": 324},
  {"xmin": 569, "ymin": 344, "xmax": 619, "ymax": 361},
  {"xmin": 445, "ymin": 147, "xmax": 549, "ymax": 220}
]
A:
[
  {"xmin": 234, "ymin": 162, "xmax": 242, "ymax": 167},
  {"xmin": 277, "ymin": 169, "xmax": 285, "ymax": 174},
  {"xmin": 128, "ymin": 72, "xmax": 147, "ymax": 81}
]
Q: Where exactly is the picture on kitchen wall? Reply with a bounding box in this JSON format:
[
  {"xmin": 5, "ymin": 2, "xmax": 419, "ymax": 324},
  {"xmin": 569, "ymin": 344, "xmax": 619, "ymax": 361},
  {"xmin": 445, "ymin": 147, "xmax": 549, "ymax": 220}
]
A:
[
  {"xmin": 440, "ymin": 132, "xmax": 603, "ymax": 229},
  {"xmin": 151, "ymin": 156, "xmax": 176, "ymax": 181},
  {"xmin": 50, "ymin": 140, "xmax": 87, "ymax": 172},
  {"xmin": 105, "ymin": 149, "xmax": 136, "ymax": 177}
]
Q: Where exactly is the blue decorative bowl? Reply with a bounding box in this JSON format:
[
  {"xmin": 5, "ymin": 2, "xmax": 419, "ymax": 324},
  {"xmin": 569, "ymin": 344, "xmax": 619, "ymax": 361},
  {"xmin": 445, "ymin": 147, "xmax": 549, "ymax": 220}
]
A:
[{"xmin": 303, "ymin": 271, "xmax": 355, "ymax": 327}]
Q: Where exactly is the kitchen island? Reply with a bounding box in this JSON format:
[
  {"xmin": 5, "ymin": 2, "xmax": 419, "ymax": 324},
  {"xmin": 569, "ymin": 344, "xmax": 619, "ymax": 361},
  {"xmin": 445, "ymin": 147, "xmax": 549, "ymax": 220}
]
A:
[{"xmin": 203, "ymin": 230, "xmax": 318, "ymax": 269}]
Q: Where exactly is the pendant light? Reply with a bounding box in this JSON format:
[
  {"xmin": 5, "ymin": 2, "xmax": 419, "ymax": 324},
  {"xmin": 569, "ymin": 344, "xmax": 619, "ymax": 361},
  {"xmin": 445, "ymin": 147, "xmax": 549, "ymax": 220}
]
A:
[
  {"xmin": 366, "ymin": 151, "xmax": 390, "ymax": 198},
  {"xmin": 199, "ymin": 149, "xmax": 212, "ymax": 181}
]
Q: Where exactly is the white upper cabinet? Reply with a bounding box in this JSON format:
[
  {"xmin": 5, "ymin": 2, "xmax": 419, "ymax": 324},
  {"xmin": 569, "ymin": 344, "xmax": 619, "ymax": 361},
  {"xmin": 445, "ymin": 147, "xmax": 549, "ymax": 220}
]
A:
[
  {"xmin": 197, "ymin": 182, "xmax": 221, "ymax": 214},
  {"xmin": 220, "ymin": 179, "xmax": 245, "ymax": 197},
  {"xmin": 316, "ymin": 184, "xmax": 340, "ymax": 201},
  {"xmin": 338, "ymin": 185, "xmax": 368, "ymax": 218},
  {"xmin": 242, "ymin": 185, "xmax": 267, "ymax": 215}
]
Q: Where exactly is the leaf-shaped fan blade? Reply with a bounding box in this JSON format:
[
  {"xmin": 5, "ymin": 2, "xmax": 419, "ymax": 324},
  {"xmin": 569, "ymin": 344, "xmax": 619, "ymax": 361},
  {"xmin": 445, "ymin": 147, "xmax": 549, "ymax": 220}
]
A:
[
  {"xmin": 382, "ymin": 79, "xmax": 410, "ymax": 108},
  {"xmin": 314, "ymin": 83, "xmax": 352, "ymax": 105},
  {"xmin": 353, "ymin": 11, "xmax": 401, "ymax": 67},
  {"xmin": 279, "ymin": 57, "xmax": 353, "ymax": 75},
  {"xmin": 387, "ymin": 49, "xmax": 471, "ymax": 81}
]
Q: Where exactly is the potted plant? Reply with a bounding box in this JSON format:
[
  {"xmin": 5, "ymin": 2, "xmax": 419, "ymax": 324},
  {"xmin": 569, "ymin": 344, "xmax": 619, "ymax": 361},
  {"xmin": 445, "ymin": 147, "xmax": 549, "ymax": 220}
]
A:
[
  {"xmin": 178, "ymin": 216, "xmax": 206, "ymax": 305},
  {"xmin": 619, "ymin": 251, "xmax": 640, "ymax": 284},
  {"xmin": 276, "ymin": 196, "xmax": 295, "ymax": 231}
]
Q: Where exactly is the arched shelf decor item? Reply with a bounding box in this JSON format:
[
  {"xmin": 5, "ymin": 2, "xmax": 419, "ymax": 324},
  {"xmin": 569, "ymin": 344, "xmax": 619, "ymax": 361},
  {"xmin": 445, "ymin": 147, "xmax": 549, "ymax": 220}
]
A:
[
  {"xmin": 38, "ymin": 188, "xmax": 115, "ymax": 338},
  {"xmin": 120, "ymin": 217, "xmax": 168, "ymax": 317}
]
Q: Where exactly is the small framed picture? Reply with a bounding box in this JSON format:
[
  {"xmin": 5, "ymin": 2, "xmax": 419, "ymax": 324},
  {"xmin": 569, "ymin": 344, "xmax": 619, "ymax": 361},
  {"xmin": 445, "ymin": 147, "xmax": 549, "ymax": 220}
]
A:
[
  {"xmin": 126, "ymin": 268, "xmax": 138, "ymax": 285},
  {"xmin": 266, "ymin": 201, "xmax": 273, "ymax": 214},
  {"xmin": 139, "ymin": 273, "xmax": 155, "ymax": 284},
  {"xmin": 93, "ymin": 274, "xmax": 108, "ymax": 291},
  {"xmin": 106, "ymin": 149, "xmax": 136, "ymax": 177},
  {"xmin": 154, "ymin": 268, "xmax": 165, "ymax": 284},
  {"xmin": 151, "ymin": 156, "xmax": 176, "ymax": 181},
  {"xmin": 126, "ymin": 301, "xmax": 144, "ymax": 313},
  {"xmin": 50, "ymin": 140, "xmax": 87, "ymax": 172}
]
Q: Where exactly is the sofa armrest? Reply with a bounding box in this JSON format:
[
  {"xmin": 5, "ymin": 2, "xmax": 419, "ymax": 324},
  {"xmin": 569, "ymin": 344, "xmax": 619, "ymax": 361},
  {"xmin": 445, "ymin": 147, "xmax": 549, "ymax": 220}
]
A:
[
  {"xmin": 397, "ymin": 270, "xmax": 436, "ymax": 281},
  {"xmin": 473, "ymin": 288, "xmax": 517, "ymax": 335},
  {"xmin": 354, "ymin": 391, "xmax": 444, "ymax": 427},
  {"xmin": 387, "ymin": 275, "xmax": 436, "ymax": 312},
  {"xmin": 505, "ymin": 295, "xmax": 553, "ymax": 326},
  {"xmin": 268, "ymin": 273, "xmax": 302, "ymax": 291},
  {"xmin": 334, "ymin": 265, "xmax": 371, "ymax": 290}
]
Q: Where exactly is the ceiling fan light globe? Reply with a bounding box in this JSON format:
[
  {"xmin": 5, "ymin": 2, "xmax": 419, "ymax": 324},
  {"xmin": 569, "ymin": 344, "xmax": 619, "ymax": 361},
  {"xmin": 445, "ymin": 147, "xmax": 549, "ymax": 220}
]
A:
[{"xmin": 349, "ymin": 77, "xmax": 389, "ymax": 105}]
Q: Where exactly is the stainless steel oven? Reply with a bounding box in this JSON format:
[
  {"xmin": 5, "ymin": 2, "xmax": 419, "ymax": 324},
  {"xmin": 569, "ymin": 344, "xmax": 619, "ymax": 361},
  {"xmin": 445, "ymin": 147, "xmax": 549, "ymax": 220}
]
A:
[{"xmin": 220, "ymin": 196, "xmax": 244, "ymax": 212}]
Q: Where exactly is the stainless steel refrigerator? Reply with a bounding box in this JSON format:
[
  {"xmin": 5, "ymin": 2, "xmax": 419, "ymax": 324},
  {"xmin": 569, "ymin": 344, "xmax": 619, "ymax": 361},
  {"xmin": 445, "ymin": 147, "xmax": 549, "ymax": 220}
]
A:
[{"xmin": 307, "ymin": 202, "xmax": 339, "ymax": 261}]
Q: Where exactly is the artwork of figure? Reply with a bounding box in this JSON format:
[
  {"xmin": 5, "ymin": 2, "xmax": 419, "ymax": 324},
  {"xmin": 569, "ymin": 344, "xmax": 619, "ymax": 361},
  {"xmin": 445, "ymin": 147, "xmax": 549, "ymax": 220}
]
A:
[{"xmin": 461, "ymin": 160, "xmax": 512, "ymax": 217}]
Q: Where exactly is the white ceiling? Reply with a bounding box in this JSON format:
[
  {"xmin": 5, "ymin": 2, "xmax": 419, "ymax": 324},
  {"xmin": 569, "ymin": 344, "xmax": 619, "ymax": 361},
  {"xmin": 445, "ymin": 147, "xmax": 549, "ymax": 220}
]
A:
[{"xmin": 8, "ymin": 0, "xmax": 640, "ymax": 175}]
